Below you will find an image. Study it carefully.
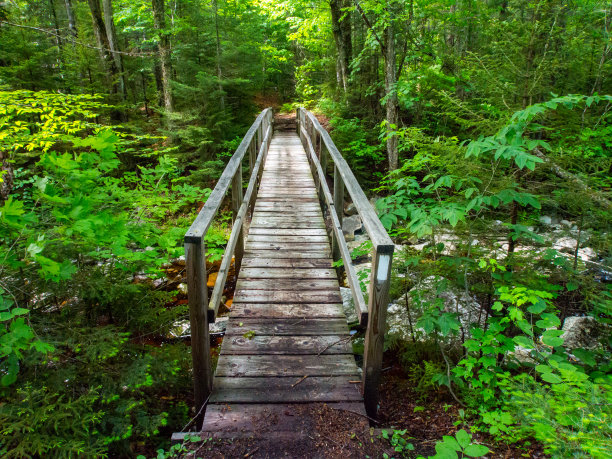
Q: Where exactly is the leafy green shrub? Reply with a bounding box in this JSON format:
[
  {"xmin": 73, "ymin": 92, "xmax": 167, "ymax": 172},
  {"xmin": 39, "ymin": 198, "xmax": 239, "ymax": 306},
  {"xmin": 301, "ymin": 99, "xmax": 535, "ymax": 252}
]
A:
[
  {"xmin": 507, "ymin": 368, "xmax": 612, "ymax": 457},
  {"xmin": 0, "ymin": 91, "xmax": 208, "ymax": 456}
]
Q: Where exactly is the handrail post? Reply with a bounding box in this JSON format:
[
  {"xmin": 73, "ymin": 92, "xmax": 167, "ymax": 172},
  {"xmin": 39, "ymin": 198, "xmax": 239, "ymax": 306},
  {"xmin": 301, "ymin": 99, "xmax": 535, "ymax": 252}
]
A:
[
  {"xmin": 362, "ymin": 246, "xmax": 394, "ymax": 418},
  {"xmin": 185, "ymin": 239, "xmax": 212, "ymax": 427},
  {"xmin": 232, "ymin": 163, "xmax": 244, "ymax": 273},
  {"xmin": 332, "ymin": 165, "xmax": 344, "ymax": 261}
]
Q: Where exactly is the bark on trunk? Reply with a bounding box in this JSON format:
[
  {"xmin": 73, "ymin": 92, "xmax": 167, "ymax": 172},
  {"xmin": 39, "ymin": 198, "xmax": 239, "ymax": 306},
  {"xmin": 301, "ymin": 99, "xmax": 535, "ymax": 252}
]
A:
[
  {"xmin": 213, "ymin": 0, "xmax": 225, "ymax": 110},
  {"xmin": 384, "ymin": 22, "xmax": 399, "ymax": 171},
  {"xmin": 152, "ymin": 0, "xmax": 174, "ymax": 116},
  {"xmin": 330, "ymin": 0, "xmax": 352, "ymax": 92},
  {"xmin": 87, "ymin": 0, "xmax": 122, "ymax": 120},
  {"xmin": 102, "ymin": 0, "xmax": 128, "ymax": 101},
  {"xmin": 0, "ymin": 151, "xmax": 13, "ymax": 203},
  {"xmin": 65, "ymin": 0, "xmax": 78, "ymax": 37}
]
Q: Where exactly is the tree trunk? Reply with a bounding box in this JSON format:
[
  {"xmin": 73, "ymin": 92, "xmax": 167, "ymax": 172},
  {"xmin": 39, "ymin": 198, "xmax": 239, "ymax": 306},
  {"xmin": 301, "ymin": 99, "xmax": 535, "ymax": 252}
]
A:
[
  {"xmin": 102, "ymin": 0, "xmax": 128, "ymax": 102},
  {"xmin": 384, "ymin": 21, "xmax": 399, "ymax": 170},
  {"xmin": 0, "ymin": 150, "xmax": 13, "ymax": 203},
  {"xmin": 330, "ymin": 0, "xmax": 352, "ymax": 92},
  {"xmin": 152, "ymin": 0, "xmax": 174, "ymax": 117},
  {"xmin": 65, "ymin": 0, "xmax": 78, "ymax": 37},
  {"xmin": 213, "ymin": 0, "xmax": 225, "ymax": 110},
  {"xmin": 86, "ymin": 0, "xmax": 122, "ymax": 120}
]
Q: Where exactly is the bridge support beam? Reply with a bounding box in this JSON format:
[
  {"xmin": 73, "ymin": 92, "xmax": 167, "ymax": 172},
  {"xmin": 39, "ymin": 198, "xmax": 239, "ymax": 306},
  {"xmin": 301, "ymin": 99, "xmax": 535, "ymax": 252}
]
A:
[
  {"xmin": 362, "ymin": 247, "xmax": 393, "ymax": 418},
  {"xmin": 185, "ymin": 240, "xmax": 212, "ymax": 428}
]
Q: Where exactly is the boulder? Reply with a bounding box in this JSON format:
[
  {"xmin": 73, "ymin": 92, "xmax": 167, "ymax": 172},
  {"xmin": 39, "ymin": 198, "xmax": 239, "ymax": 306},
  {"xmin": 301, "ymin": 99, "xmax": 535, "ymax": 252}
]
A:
[
  {"xmin": 344, "ymin": 202, "xmax": 358, "ymax": 216},
  {"xmin": 342, "ymin": 215, "xmax": 363, "ymax": 239},
  {"xmin": 561, "ymin": 316, "xmax": 607, "ymax": 350},
  {"xmin": 560, "ymin": 219, "xmax": 572, "ymax": 227},
  {"xmin": 539, "ymin": 216, "xmax": 553, "ymax": 225}
]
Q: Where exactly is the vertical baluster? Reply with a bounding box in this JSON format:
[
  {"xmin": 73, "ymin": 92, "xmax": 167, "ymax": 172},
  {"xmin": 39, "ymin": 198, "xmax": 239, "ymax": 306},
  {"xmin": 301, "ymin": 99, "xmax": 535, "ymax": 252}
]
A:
[
  {"xmin": 185, "ymin": 240, "xmax": 211, "ymax": 426},
  {"xmin": 332, "ymin": 165, "xmax": 344, "ymax": 262},
  {"xmin": 232, "ymin": 164, "xmax": 244, "ymax": 274},
  {"xmin": 362, "ymin": 246, "xmax": 394, "ymax": 418}
]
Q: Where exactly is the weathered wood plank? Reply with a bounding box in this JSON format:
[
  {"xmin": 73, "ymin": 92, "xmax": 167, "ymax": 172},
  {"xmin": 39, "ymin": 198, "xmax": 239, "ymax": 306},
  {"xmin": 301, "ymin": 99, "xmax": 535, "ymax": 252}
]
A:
[
  {"xmin": 231, "ymin": 302, "xmax": 344, "ymax": 318},
  {"xmin": 235, "ymin": 278, "xmax": 339, "ymax": 291},
  {"xmin": 242, "ymin": 250, "xmax": 331, "ymax": 259},
  {"xmin": 221, "ymin": 334, "xmax": 352, "ymax": 355},
  {"xmin": 244, "ymin": 242, "xmax": 330, "ymax": 251},
  {"xmin": 241, "ymin": 258, "xmax": 332, "ymax": 269},
  {"xmin": 246, "ymin": 235, "xmax": 329, "ymax": 243},
  {"xmin": 233, "ymin": 289, "xmax": 341, "ymax": 303},
  {"xmin": 247, "ymin": 228, "xmax": 328, "ymax": 236},
  {"xmin": 254, "ymin": 197, "xmax": 320, "ymax": 203},
  {"xmin": 225, "ymin": 318, "xmax": 349, "ymax": 336},
  {"xmin": 239, "ymin": 267, "xmax": 336, "ymax": 278},
  {"xmin": 250, "ymin": 221, "xmax": 326, "ymax": 229},
  {"xmin": 215, "ymin": 354, "xmax": 358, "ymax": 377},
  {"xmin": 209, "ymin": 376, "xmax": 362, "ymax": 403},
  {"xmin": 202, "ymin": 403, "xmax": 367, "ymax": 434}
]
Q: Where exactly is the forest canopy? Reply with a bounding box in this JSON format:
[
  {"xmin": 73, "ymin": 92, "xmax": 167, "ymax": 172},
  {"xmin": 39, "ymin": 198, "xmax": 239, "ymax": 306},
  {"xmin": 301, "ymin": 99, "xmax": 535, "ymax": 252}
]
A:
[{"xmin": 0, "ymin": 0, "xmax": 610, "ymax": 457}]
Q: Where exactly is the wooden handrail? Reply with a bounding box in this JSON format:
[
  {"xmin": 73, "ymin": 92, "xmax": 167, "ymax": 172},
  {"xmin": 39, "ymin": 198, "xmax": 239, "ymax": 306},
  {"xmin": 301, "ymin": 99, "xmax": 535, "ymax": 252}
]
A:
[
  {"xmin": 297, "ymin": 108, "xmax": 394, "ymax": 418},
  {"xmin": 184, "ymin": 108, "xmax": 273, "ymax": 424}
]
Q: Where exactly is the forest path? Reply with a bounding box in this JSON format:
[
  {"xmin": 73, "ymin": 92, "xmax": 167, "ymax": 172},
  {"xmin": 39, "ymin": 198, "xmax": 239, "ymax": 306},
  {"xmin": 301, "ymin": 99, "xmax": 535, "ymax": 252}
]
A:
[{"xmin": 200, "ymin": 131, "xmax": 366, "ymax": 440}]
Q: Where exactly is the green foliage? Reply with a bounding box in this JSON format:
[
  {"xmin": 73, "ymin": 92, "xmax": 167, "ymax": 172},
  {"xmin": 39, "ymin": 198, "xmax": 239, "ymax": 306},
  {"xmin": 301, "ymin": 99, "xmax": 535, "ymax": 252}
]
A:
[
  {"xmin": 381, "ymin": 429, "xmax": 415, "ymax": 458},
  {"xmin": 425, "ymin": 429, "xmax": 489, "ymax": 459},
  {"xmin": 507, "ymin": 371, "xmax": 612, "ymax": 457},
  {"xmin": 0, "ymin": 92, "xmax": 206, "ymax": 456}
]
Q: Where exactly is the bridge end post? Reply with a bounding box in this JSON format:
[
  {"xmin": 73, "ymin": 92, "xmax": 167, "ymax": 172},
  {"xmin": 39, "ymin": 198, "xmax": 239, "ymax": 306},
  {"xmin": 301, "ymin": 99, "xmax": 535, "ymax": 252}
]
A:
[
  {"xmin": 362, "ymin": 245, "xmax": 394, "ymax": 418},
  {"xmin": 185, "ymin": 239, "xmax": 212, "ymax": 428}
]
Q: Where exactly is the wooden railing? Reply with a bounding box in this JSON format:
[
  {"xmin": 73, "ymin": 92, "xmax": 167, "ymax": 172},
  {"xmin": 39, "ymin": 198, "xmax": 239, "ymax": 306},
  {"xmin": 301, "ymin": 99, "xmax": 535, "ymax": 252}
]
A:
[
  {"xmin": 297, "ymin": 108, "xmax": 395, "ymax": 417},
  {"xmin": 184, "ymin": 108, "xmax": 273, "ymax": 421}
]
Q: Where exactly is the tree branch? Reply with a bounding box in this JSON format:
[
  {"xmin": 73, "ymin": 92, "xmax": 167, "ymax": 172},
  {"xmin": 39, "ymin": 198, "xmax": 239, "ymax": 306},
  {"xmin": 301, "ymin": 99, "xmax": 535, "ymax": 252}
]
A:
[
  {"xmin": 0, "ymin": 20, "xmax": 154, "ymax": 57},
  {"xmin": 353, "ymin": 0, "xmax": 386, "ymax": 53}
]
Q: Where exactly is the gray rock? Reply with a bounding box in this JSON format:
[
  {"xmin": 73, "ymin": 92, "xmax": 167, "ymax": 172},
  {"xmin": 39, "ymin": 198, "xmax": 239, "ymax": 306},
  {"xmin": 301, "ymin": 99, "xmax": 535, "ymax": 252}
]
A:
[
  {"xmin": 210, "ymin": 316, "xmax": 229, "ymax": 335},
  {"xmin": 344, "ymin": 202, "xmax": 358, "ymax": 216},
  {"xmin": 347, "ymin": 232, "xmax": 369, "ymax": 253},
  {"xmin": 340, "ymin": 287, "xmax": 358, "ymax": 323},
  {"xmin": 539, "ymin": 216, "xmax": 553, "ymax": 225},
  {"xmin": 177, "ymin": 283, "xmax": 188, "ymax": 295},
  {"xmin": 168, "ymin": 320, "xmax": 190, "ymax": 339},
  {"xmin": 560, "ymin": 219, "xmax": 572, "ymax": 227},
  {"xmin": 342, "ymin": 215, "xmax": 363, "ymax": 239},
  {"xmin": 561, "ymin": 316, "xmax": 607, "ymax": 350}
]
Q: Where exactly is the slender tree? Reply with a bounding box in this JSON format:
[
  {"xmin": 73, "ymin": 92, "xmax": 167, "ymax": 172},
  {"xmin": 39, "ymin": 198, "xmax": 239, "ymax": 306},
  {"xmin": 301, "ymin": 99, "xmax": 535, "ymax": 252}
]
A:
[{"xmin": 152, "ymin": 0, "xmax": 174, "ymax": 117}]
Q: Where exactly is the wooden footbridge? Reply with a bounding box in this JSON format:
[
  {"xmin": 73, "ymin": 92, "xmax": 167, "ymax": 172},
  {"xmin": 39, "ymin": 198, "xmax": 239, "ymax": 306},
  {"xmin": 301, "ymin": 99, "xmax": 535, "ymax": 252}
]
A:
[{"xmin": 181, "ymin": 108, "xmax": 394, "ymax": 439}]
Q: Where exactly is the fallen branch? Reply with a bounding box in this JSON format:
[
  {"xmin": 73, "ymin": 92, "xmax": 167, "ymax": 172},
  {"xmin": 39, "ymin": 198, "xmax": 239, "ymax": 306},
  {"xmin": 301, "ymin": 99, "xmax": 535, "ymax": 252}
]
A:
[
  {"xmin": 534, "ymin": 148, "xmax": 612, "ymax": 211},
  {"xmin": 317, "ymin": 335, "xmax": 352, "ymax": 355},
  {"xmin": 292, "ymin": 375, "xmax": 309, "ymax": 388}
]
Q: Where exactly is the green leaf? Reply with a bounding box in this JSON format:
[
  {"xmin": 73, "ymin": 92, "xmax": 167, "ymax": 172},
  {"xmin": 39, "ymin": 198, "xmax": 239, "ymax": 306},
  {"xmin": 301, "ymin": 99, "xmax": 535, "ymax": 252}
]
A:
[
  {"xmin": 455, "ymin": 430, "xmax": 471, "ymax": 449},
  {"xmin": 435, "ymin": 442, "xmax": 459, "ymax": 459},
  {"xmin": 463, "ymin": 444, "xmax": 490, "ymax": 457},
  {"xmin": 540, "ymin": 372, "xmax": 562, "ymax": 384}
]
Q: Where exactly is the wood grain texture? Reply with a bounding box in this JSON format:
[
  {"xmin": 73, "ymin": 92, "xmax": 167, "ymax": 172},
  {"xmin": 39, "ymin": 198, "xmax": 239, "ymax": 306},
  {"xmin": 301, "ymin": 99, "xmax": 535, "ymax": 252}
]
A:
[
  {"xmin": 239, "ymin": 267, "xmax": 336, "ymax": 278},
  {"xmin": 210, "ymin": 376, "xmax": 362, "ymax": 403},
  {"xmin": 233, "ymin": 289, "xmax": 342, "ymax": 303},
  {"xmin": 230, "ymin": 302, "xmax": 344, "ymax": 318},
  {"xmin": 235, "ymin": 278, "xmax": 339, "ymax": 291},
  {"xmin": 215, "ymin": 354, "xmax": 358, "ymax": 377},
  {"xmin": 221, "ymin": 334, "xmax": 352, "ymax": 355},
  {"xmin": 225, "ymin": 318, "xmax": 349, "ymax": 336}
]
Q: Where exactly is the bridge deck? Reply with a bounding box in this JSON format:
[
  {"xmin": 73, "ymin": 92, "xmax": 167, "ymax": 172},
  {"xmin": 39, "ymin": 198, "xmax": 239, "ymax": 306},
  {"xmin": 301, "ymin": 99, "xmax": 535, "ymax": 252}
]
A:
[{"xmin": 201, "ymin": 131, "xmax": 365, "ymax": 435}]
